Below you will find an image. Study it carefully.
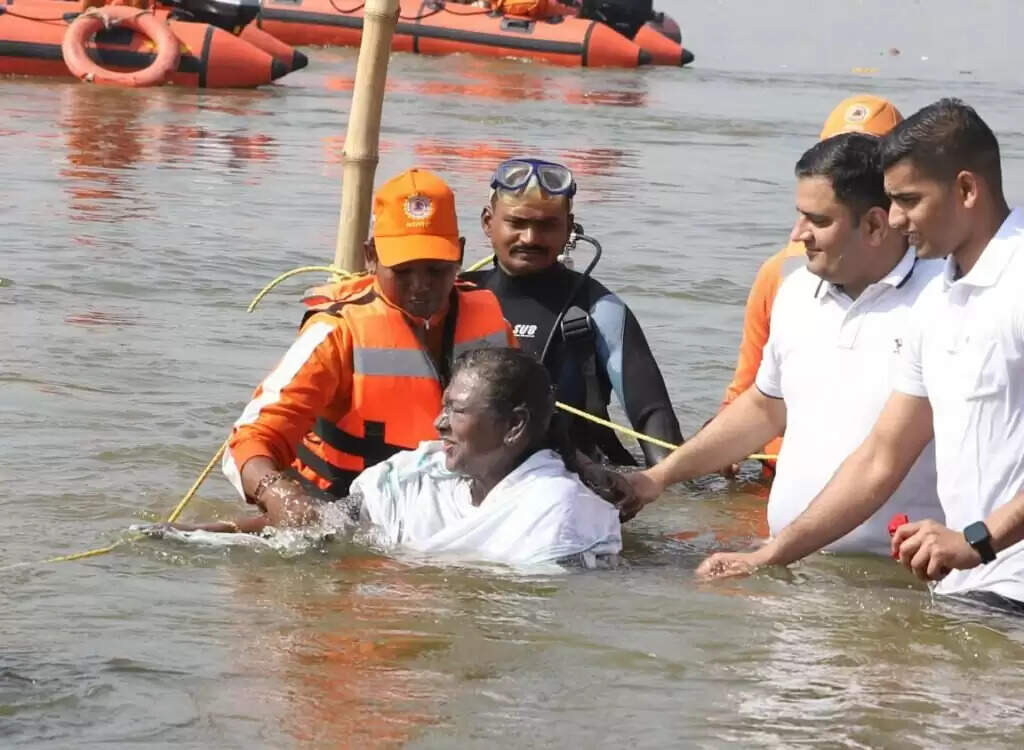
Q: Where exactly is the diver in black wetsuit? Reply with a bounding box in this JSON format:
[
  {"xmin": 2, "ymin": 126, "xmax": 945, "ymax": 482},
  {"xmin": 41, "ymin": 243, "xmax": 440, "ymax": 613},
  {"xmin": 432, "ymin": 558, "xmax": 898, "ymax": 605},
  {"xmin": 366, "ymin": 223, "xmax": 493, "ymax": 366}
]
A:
[{"xmin": 461, "ymin": 158, "xmax": 683, "ymax": 467}]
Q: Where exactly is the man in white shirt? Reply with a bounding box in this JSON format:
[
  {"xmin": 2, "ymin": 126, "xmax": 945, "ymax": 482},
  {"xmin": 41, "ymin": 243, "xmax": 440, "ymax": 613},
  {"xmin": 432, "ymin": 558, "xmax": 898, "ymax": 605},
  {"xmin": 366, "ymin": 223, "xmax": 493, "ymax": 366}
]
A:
[
  {"xmin": 620, "ymin": 132, "xmax": 944, "ymax": 554},
  {"xmin": 695, "ymin": 99, "xmax": 1024, "ymax": 608}
]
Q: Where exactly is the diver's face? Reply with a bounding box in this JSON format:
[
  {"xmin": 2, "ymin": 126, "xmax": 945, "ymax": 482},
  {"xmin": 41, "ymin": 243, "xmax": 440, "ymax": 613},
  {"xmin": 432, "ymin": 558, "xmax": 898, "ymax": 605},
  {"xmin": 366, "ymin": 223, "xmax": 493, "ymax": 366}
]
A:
[
  {"xmin": 790, "ymin": 175, "xmax": 866, "ymax": 286},
  {"xmin": 434, "ymin": 370, "xmax": 508, "ymax": 476},
  {"xmin": 375, "ymin": 258, "xmax": 460, "ymax": 319},
  {"xmin": 885, "ymin": 158, "xmax": 963, "ymax": 259},
  {"xmin": 482, "ymin": 195, "xmax": 572, "ymax": 276}
]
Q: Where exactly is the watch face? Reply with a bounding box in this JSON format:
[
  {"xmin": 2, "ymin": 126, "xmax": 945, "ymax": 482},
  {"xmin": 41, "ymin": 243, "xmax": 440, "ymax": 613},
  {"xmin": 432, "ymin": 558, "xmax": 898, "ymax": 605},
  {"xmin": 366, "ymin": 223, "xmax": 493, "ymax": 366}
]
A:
[{"xmin": 964, "ymin": 521, "xmax": 990, "ymax": 546}]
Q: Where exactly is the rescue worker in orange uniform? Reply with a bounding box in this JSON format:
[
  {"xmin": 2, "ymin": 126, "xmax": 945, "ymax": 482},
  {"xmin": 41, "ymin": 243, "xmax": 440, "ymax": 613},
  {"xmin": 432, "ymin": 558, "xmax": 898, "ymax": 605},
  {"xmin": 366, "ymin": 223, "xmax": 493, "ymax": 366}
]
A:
[
  {"xmin": 222, "ymin": 168, "xmax": 516, "ymax": 527},
  {"xmin": 718, "ymin": 94, "xmax": 903, "ymax": 477}
]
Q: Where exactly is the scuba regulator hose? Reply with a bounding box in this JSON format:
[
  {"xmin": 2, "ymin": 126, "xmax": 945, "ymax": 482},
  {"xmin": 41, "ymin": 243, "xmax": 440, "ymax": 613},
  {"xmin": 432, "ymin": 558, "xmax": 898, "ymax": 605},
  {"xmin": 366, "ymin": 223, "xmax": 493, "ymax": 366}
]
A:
[{"xmin": 538, "ymin": 225, "xmax": 602, "ymax": 367}]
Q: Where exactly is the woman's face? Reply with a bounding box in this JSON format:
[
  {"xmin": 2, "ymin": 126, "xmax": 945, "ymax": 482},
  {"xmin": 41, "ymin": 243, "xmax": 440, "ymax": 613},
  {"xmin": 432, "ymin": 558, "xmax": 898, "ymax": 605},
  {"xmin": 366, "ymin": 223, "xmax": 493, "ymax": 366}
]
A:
[{"xmin": 433, "ymin": 370, "xmax": 512, "ymax": 476}]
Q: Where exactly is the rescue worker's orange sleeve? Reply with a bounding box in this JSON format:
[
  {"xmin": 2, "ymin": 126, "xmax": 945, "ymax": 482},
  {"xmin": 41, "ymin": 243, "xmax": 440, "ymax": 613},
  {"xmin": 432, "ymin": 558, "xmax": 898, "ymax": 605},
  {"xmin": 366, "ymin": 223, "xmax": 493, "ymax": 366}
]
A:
[
  {"xmin": 720, "ymin": 249, "xmax": 788, "ymax": 409},
  {"xmin": 228, "ymin": 313, "xmax": 355, "ymax": 473}
]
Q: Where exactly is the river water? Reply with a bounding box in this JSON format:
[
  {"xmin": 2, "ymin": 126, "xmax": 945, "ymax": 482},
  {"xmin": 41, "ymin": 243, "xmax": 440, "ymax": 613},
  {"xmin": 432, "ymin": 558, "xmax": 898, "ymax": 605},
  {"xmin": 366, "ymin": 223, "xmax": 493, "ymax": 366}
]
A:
[{"xmin": 4, "ymin": 0, "xmax": 1024, "ymax": 746}]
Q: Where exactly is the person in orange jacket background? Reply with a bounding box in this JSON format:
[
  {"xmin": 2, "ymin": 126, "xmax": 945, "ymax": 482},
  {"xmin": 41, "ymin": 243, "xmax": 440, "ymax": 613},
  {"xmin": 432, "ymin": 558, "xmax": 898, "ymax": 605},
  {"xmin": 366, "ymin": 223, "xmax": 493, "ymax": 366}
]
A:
[
  {"xmin": 719, "ymin": 94, "xmax": 903, "ymax": 477},
  {"xmin": 221, "ymin": 168, "xmax": 516, "ymax": 528}
]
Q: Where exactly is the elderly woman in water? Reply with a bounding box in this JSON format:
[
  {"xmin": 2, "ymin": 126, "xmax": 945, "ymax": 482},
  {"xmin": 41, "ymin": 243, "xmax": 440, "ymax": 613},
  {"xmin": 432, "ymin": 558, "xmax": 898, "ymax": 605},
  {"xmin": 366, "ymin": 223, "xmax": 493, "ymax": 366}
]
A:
[{"xmin": 155, "ymin": 348, "xmax": 622, "ymax": 566}]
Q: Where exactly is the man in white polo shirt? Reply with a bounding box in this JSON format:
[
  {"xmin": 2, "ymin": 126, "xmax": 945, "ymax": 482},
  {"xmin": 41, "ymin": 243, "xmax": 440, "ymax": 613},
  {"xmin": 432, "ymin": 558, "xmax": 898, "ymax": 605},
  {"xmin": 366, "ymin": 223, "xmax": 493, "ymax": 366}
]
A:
[
  {"xmin": 696, "ymin": 99, "xmax": 1024, "ymax": 608},
  {"xmin": 619, "ymin": 132, "xmax": 944, "ymax": 554}
]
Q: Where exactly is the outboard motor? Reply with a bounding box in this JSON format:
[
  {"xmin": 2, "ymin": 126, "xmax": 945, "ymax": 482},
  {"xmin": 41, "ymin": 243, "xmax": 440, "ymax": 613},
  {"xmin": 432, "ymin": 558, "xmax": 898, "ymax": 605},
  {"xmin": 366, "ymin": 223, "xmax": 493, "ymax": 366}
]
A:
[
  {"xmin": 578, "ymin": 0, "xmax": 654, "ymax": 40},
  {"xmin": 163, "ymin": 0, "xmax": 261, "ymax": 29}
]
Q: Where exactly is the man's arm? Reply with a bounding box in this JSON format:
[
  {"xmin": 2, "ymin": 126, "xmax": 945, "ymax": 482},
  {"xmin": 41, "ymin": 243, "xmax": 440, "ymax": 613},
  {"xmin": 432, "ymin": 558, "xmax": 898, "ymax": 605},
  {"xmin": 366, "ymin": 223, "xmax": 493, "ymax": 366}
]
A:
[
  {"xmin": 619, "ymin": 387, "xmax": 787, "ymax": 519},
  {"xmin": 988, "ymin": 493, "xmax": 1024, "ymax": 553},
  {"xmin": 697, "ymin": 392, "xmax": 934, "ymax": 578},
  {"xmin": 591, "ymin": 295, "xmax": 684, "ymax": 466}
]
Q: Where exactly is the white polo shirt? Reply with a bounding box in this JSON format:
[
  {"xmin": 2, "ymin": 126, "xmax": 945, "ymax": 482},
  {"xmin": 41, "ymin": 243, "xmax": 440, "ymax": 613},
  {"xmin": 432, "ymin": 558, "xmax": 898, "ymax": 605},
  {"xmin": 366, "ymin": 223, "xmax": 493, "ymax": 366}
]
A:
[
  {"xmin": 893, "ymin": 208, "xmax": 1024, "ymax": 601},
  {"xmin": 755, "ymin": 247, "xmax": 945, "ymax": 554}
]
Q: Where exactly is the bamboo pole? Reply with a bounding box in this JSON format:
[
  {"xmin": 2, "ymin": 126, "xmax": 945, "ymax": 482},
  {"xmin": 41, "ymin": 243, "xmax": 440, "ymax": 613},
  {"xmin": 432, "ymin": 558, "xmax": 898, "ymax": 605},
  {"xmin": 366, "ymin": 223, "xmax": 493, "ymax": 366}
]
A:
[{"xmin": 333, "ymin": 0, "xmax": 401, "ymax": 272}]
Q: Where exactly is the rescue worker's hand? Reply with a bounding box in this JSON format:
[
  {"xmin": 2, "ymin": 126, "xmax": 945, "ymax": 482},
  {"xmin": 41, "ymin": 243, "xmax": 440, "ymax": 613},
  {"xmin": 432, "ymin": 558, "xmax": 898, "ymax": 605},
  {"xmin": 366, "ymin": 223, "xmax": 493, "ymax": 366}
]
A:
[
  {"xmin": 695, "ymin": 551, "xmax": 763, "ymax": 580},
  {"xmin": 891, "ymin": 519, "xmax": 981, "ymax": 581}
]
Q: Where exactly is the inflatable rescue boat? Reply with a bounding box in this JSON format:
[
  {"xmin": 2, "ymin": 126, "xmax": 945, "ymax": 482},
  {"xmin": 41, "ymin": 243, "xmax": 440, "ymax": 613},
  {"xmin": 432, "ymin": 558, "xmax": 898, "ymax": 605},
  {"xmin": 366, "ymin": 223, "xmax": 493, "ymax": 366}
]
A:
[
  {"xmin": 257, "ymin": 0, "xmax": 693, "ymax": 68},
  {"xmin": 0, "ymin": 0, "xmax": 305, "ymax": 87}
]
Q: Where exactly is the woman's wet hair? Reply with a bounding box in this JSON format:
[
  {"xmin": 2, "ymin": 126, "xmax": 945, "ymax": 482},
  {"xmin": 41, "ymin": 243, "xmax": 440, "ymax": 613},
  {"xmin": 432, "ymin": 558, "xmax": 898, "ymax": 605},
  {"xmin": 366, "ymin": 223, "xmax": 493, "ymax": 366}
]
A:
[
  {"xmin": 452, "ymin": 347, "xmax": 554, "ymax": 440},
  {"xmin": 879, "ymin": 97, "xmax": 1002, "ymax": 190},
  {"xmin": 451, "ymin": 347, "xmax": 581, "ymax": 474},
  {"xmin": 795, "ymin": 131, "xmax": 888, "ymax": 222}
]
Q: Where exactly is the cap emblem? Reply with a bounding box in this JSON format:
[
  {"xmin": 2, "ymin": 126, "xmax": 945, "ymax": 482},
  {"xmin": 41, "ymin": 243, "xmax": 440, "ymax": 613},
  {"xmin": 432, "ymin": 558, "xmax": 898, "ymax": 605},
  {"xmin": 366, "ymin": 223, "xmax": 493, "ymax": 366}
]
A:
[
  {"xmin": 845, "ymin": 104, "xmax": 870, "ymax": 124},
  {"xmin": 404, "ymin": 194, "xmax": 435, "ymax": 222}
]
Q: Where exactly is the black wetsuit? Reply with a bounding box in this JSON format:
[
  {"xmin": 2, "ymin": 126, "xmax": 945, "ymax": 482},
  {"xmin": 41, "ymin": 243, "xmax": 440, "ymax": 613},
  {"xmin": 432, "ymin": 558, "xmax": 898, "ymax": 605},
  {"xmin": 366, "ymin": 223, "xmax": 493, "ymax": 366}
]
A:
[{"xmin": 462, "ymin": 261, "xmax": 683, "ymax": 466}]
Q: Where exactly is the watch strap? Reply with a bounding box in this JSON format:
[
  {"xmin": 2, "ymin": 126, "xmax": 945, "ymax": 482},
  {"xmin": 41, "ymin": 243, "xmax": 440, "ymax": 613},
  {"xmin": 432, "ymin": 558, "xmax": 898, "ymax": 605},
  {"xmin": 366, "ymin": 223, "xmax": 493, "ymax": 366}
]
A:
[{"xmin": 964, "ymin": 521, "xmax": 997, "ymax": 564}]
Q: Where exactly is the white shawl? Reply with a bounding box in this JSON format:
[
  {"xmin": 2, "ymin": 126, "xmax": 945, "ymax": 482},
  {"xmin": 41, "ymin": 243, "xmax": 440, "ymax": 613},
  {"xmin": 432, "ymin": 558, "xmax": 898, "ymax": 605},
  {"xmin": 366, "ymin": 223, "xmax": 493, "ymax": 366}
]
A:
[{"xmin": 351, "ymin": 441, "xmax": 622, "ymax": 566}]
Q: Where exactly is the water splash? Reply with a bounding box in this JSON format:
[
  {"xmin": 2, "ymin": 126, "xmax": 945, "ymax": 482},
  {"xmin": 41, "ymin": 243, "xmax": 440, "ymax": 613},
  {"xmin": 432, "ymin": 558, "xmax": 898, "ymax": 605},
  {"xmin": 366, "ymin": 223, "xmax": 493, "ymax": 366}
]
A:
[{"xmin": 130, "ymin": 503, "xmax": 360, "ymax": 558}]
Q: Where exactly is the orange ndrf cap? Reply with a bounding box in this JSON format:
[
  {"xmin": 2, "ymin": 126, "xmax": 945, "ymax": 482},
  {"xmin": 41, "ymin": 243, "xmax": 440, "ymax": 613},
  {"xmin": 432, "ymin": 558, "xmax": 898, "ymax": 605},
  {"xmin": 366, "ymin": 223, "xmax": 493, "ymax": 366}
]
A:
[
  {"xmin": 372, "ymin": 168, "xmax": 461, "ymax": 267},
  {"xmin": 819, "ymin": 94, "xmax": 903, "ymax": 140}
]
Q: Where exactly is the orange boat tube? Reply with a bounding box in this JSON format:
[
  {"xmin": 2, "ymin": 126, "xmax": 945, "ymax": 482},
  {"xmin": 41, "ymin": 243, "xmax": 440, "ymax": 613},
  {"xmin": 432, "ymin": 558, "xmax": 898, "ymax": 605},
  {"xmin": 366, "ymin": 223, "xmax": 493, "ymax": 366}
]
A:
[
  {"xmin": 0, "ymin": 0, "xmax": 290, "ymax": 87},
  {"xmin": 543, "ymin": 3, "xmax": 692, "ymax": 66},
  {"xmin": 257, "ymin": 0, "xmax": 651, "ymax": 68},
  {"xmin": 633, "ymin": 21, "xmax": 691, "ymax": 66},
  {"xmin": 238, "ymin": 20, "xmax": 308, "ymax": 73}
]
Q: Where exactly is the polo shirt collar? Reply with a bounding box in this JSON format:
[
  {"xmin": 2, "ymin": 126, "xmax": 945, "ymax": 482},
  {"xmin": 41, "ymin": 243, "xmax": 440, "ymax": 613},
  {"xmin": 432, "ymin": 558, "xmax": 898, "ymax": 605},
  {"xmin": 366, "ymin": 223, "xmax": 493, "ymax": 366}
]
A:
[
  {"xmin": 814, "ymin": 246, "xmax": 918, "ymax": 301},
  {"xmin": 880, "ymin": 245, "xmax": 918, "ymax": 289},
  {"xmin": 943, "ymin": 207, "xmax": 1023, "ymax": 289}
]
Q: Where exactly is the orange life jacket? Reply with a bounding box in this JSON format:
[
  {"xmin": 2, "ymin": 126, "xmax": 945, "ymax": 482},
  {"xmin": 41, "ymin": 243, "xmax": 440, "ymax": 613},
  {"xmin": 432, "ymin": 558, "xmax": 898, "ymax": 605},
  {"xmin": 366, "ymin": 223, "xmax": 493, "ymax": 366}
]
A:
[{"xmin": 294, "ymin": 279, "xmax": 510, "ymax": 496}]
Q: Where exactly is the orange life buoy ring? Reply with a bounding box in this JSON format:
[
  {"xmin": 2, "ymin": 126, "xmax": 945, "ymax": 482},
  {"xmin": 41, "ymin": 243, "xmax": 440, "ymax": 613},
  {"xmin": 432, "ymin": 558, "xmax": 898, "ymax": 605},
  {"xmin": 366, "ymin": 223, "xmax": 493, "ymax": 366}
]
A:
[{"xmin": 61, "ymin": 7, "xmax": 180, "ymax": 86}]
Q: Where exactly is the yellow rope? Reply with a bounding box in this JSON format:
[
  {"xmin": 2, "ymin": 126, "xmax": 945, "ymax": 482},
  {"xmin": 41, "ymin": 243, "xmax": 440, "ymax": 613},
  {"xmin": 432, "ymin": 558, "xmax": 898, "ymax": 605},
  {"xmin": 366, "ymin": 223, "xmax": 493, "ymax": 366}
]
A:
[
  {"xmin": 41, "ymin": 264, "xmax": 357, "ymax": 566},
  {"xmin": 248, "ymin": 256, "xmax": 491, "ymax": 316},
  {"xmin": 464, "ymin": 254, "xmax": 494, "ymax": 272},
  {"xmin": 460, "ymin": 255, "xmax": 776, "ymax": 461},
  {"xmin": 554, "ymin": 401, "xmax": 776, "ymax": 462},
  {"xmin": 165, "ymin": 439, "xmax": 228, "ymax": 523},
  {"xmin": 42, "ymin": 543, "xmax": 124, "ymax": 565},
  {"xmin": 42, "ymin": 440, "xmax": 230, "ymax": 565},
  {"xmin": 246, "ymin": 265, "xmax": 364, "ymax": 313}
]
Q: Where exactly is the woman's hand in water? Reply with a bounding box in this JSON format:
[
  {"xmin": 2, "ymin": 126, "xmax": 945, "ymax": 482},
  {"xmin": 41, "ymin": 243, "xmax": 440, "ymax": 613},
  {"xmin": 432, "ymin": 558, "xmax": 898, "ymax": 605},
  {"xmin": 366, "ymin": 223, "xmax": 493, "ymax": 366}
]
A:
[
  {"xmin": 617, "ymin": 469, "xmax": 665, "ymax": 522},
  {"xmin": 575, "ymin": 453, "xmax": 637, "ymax": 513},
  {"xmin": 138, "ymin": 515, "xmax": 270, "ymax": 537},
  {"xmin": 261, "ymin": 478, "xmax": 321, "ymax": 527}
]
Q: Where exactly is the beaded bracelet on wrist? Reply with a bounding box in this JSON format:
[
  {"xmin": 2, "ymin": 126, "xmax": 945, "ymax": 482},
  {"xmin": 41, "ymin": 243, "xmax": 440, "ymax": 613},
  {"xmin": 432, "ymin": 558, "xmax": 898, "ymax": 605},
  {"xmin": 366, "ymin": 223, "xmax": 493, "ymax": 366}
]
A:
[{"xmin": 251, "ymin": 470, "xmax": 285, "ymax": 506}]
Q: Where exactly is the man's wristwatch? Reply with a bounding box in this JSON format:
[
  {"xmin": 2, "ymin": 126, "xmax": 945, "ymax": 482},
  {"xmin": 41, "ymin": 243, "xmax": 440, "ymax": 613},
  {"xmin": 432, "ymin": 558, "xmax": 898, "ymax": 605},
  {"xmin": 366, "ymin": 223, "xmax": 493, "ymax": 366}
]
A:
[{"xmin": 963, "ymin": 521, "xmax": 997, "ymax": 564}]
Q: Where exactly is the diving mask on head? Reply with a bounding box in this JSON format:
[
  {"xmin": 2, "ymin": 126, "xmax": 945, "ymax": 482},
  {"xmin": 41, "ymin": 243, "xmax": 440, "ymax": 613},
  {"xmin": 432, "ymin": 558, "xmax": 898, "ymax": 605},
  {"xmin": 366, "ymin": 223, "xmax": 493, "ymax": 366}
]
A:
[{"xmin": 490, "ymin": 158, "xmax": 577, "ymax": 198}]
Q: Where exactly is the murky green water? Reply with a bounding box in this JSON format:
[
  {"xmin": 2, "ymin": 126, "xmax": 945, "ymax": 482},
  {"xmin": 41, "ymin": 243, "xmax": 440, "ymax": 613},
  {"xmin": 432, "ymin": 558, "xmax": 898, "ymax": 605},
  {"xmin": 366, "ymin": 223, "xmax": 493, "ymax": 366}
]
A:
[{"xmin": 4, "ymin": 1, "xmax": 1024, "ymax": 746}]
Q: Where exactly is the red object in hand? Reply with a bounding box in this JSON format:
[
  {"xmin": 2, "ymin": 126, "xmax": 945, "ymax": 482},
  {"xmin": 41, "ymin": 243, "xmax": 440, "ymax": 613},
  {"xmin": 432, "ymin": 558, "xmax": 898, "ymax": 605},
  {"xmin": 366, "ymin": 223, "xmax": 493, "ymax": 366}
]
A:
[
  {"xmin": 888, "ymin": 513, "xmax": 910, "ymax": 560},
  {"xmin": 888, "ymin": 513, "xmax": 910, "ymax": 536}
]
